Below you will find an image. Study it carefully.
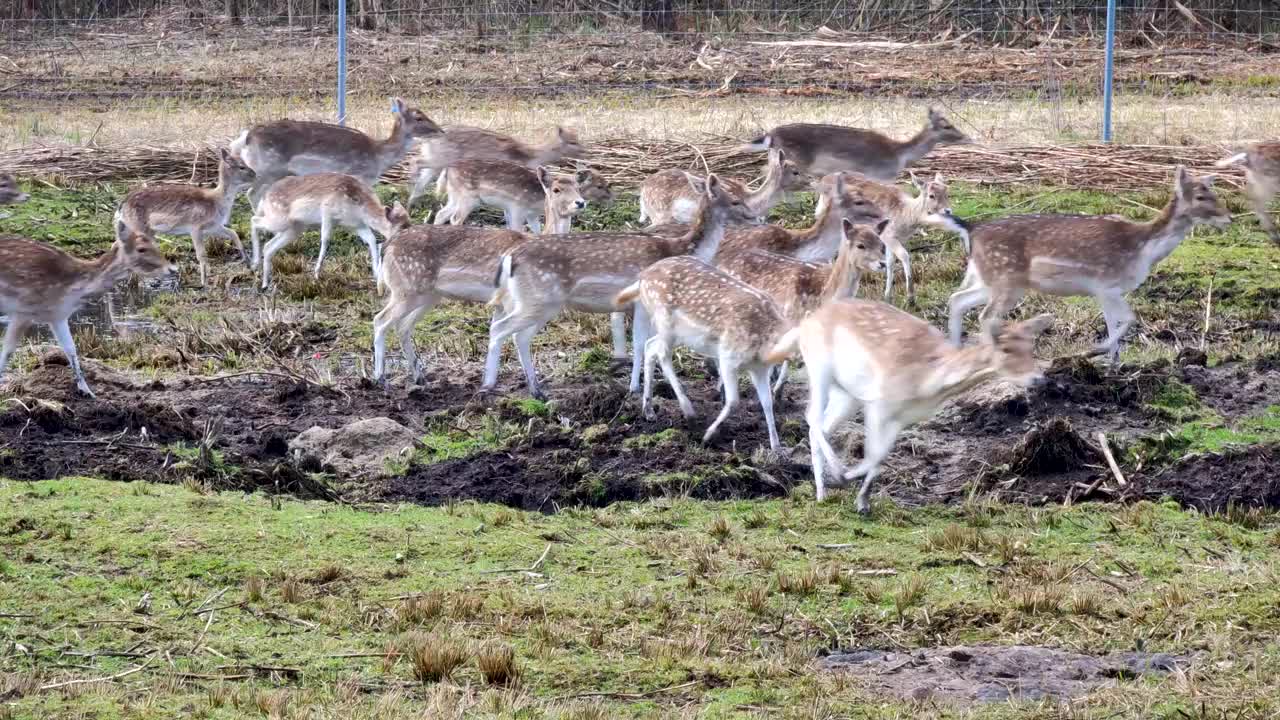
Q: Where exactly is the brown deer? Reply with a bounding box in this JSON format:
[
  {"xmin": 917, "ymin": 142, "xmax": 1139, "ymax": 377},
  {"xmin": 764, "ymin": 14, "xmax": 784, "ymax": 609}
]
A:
[
  {"xmin": 0, "ymin": 174, "xmax": 28, "ymax": 205},
  {"xmin": 1216, "ymin": 142, "xmax": 1280, "ymax": 244},
  {"xmin": 744, "ymin": 108, "xmax": 970, "ymax": 182},
  {"xmin": 482, "ymin": 174, "xmax": 756, "ymax": 399},
  {"xmin": 947, "ymin": 166, "xmax": 1230, "ymax": 364},
  {"xmin": 115, "ymin": 148, "xmax": 256, "ymax": 287},
  {"xmin": 432, "ymin": 162, "xmax": 601, "ymax": 234},
  {"xmin": 638, "ymin": 150, "xmax": 811, "ymax": 226},
  {"xmin": 614, "ymin": 256, "xmax": 791, "ymax": 453},
  {"xmin": 0, "ymin": 232, "xmax": 175, "ymax": 397},
  {"xmin": 407, "ymin": 126, "xmax": 586, "ymax": 206},
  {"xmin": 230, "ymin": 98, "xmax": 441, "ymax": 209},
  {"xmin": 251, "ymin": 173, "xmax": 411, "ymax": 289},
  {"xmin": 767, "ymin": 300, "xmax": 1053, "ymax": 510}
]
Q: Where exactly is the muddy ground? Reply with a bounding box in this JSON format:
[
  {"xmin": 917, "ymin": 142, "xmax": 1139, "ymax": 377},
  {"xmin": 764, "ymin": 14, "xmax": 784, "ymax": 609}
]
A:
[{"xmin": 3, "ymin": 347, "xmax": 1277, "ymax": 513}]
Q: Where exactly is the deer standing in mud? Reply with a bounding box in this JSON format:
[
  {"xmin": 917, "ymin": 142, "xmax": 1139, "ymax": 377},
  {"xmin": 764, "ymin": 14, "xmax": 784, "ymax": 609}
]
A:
[
  {"xmin": 947, "ymin": 166, "xmax": 1230, "ymax": 364},
  {"xmin": 1217, "ymin": 142, "xmax": 1280, "ymax": 244},
  {"xmin": 0, "ymin": 233, "xmax": 176, "ymax": 397},
  {"xmin": 433, "ymin": 162, "xmax": 606, "ymax": 234},
  {"xmin": 639, "ymin": 150, "xmax": 811, "ymax": 226},
  {"xmin": 482, "ymin": 174, "xmax": 756, "ymax": 400},
  {"xmin": 614, "ymin": 257, "xmax": 791, "ymax": 453},
  {"xmin": 744, "ymin": 108, "xmax": 970, "ymax": 181},
  {"xmin": 767, "ymin": 300, "xmax": 1053, "ymax": 511},
  {"xmin": 231, "ymin": 97, "xmax": 441, "ymax": 210},
  {"xmin": 251, "ymin": 173, "xmax": 411, "ymax": 289},
  {"xmin": 115, "ymin": 148, "xmax": 256, "ymax": 286},
  {"xmin": 407, "ymin": 126, "xmax": 586, "ymax": 207},
  {"xmin": 0, "ymin": 174, "xmax": 28, "ymax": 205}
]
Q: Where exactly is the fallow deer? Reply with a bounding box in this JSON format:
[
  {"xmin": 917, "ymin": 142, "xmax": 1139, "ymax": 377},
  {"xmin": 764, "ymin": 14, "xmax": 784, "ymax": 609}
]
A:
[
  {"xmin": 0, "ymin": 232, "xmax": 176, "ymax": 397},
  {"xmin": 115, "ymin": 148, "xmax": 256, "ymax": 287},
  {"xmin": 231, "ymin": 98, "xmax": 441, "ymax": 209},
  {"xmin": 816, "ymin": 172, "xmax": 963, "ymax": 303},
  {"xmin": 0, "ymin": 174, "xmax": 28, "ymax": 205},
  {"xmin": 407, "ymin": 126, "xmax": 586, "ymax": 207},
  {"xmin": 614, "ymin": 256, "xmax": 791, "ymax": 453},
  {"xmin": 766, "ymin": 300, "xmax": 1053, "ymax": 510},
  {"xmin": 251, "ymin": 173, "xmax": 411, "ymax": 289},
  {"xmin": 947, "ymin": 166, "xmax": 1230, "ymax": 364},
  {"xmin": 1216, "ymin": 141, "xmax": 1280, "ymax": 244},
  {"xmin": 744, "ymin": 108, "xmax": 970, "ymax": 182},
  {"xmin": 433, "ymin": 162, "xmax": 594, "ymax": 234},
  {"xmin": 482, "ymin": 174, "xmax": 756, "ymax": 399},
  {"xmin": 638, "ymin": 150, "xmax": 811, "ymax": 226}
]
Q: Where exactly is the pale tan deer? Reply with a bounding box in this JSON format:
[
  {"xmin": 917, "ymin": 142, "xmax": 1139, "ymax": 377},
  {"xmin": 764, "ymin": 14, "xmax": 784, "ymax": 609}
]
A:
[
  {"xmin": 115, "ymin": 148, "xmax": 256, "ymax": 287},
  {"xmin": 947, "ymin": 166, "xmax": 1230, "ymax": 364},
  {"xmin": 744, "ymin": 108, "xmax": 970, "ymax": 181},
  {"xmin": 251, "ymin": 173, "xmax": 411, "ymax": 289},
  {"xmin": 0, "ymin": 174, "xmax": 28, "ymax": 205},
  {"xmin": 407, "ymin": 126, "xmax": 586, "ymax": 207},
  {"xmin": 231, "ymin": 98, "xmax": 441, "ymax": 209},
  {"xmin": 1216, "ymin": 141, "xmax": 1280, "ymax": 244},
  {"xmin": 766, "ymin": 300, "xmax": 1053, "ymax": 510},
  {"xmin": 638, "ymin": 150, "xmax": 811, "ymax": 226},
  {"xmin": 433, "ymin": 162, "xmax": 594, "ymax": 234},
  {"xmin": 482, "ymin": 174, "xmax": 756, "ymax": 399},
  {"xmin": 0, "ymin": 232, "xmax": 176, "ymax": 397},
  {"xmin": 614, "ymin": 256, "xmax": 791, "ymax": 453}
]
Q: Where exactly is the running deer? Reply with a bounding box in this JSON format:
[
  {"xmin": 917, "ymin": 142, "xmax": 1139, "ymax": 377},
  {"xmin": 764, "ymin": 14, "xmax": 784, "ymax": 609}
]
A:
[
  {"xmin": 0, "ymin": 174, "xmax": 28, "ymax": 205},
  {"xmin": 744, "ymin": 108, "xmax": 970, "ymax": 181},
  {"xmin": 1216, "ymin": 141, "xmax": 1280, "ymax": 244},
  {"xmin": 614, "ymin": 256, "xmax": 791, "ymax": 453},
  {"xmin": 0, "ymin": 232, "xmax": 176, "ymax": 398},
  {"xmin": 433, "ymin": 161, "xmax": 601, "ymax": 234},
  {"xmin": 483, "ymin": 174, "xmax": 756, "ymax": 399},
  {"xmin": 252, "ymin": 173, "xmax": 411, "ymax": 289},
  {"xmin": 816, "ymin": 172, "xmax": 964, "ymax": 303},
  {"xmin": 407, "ymin": 126, "xmax": 586, "ymax": 207},
  {"xmin": 718, "ymin": 218, "xmax": 888, "ymax": 392},
  {"xmin": 231, "ymin": 98, "xmax": 441, "ymax": 209},
  {"xmin": 947, "ymin": 166, "xmax": 1230, "ymax": 364},
  {"xmin": 115, "ymin": 149, "xmax": 256, "ymax": 287},
  {"xmin": 766, "ymin": 300, "xmax": 1053, "ymax": 510},
  {"xmin": 638, "ymin": 150, "xmax": 811, "ymax": 226}
]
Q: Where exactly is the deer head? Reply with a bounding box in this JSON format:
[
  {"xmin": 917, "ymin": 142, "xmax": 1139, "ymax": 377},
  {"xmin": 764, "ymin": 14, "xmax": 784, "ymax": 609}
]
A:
[{"xmin": 391, "ymin": 97, "xmax": 443, "ymax": 139}]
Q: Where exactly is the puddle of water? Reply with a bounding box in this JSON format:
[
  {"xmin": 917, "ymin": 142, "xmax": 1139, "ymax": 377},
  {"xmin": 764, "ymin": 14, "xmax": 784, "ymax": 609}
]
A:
[{"xmin": 1, "ymin": 275, "xmax": 176, "ymax": 343}]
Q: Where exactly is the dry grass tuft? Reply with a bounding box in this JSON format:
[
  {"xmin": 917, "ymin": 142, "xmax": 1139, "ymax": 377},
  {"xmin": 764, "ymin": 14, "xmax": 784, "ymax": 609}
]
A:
[
  {"xmin": 312, "ymin": 563, "xmax": 345, "ymax": 584},
  {"xmin": 1009, "ymin": 584, "xmax": 1065, "ymax": 615},
  {"xmin": 744, "ymin": 509, "xmax": 768, "ymax": 529},
  {"xmin": 406, "ymin": 631, "xmax": 471, "ymax": 684},
  {"xmin": 738, "ymin": 584, "xmax": 771, "ymax": 615},
  {"xmin": 398, "ymin": 592, "xmax": 445, "ymax": 627},
  {"xmin": 449, "ymin": 591, "xmax": 485, "ymax": 620},
  {"xmin": 707, "ymin": 515, "xmax": 732, "ymax": 543},
  {"xmin": 254, "ymin": 688, "xmax": 291, "ymax": 719},
  {"xmin": 279, "ymin": 577, "xmax": 304, "ymax": 604},
  {"xmin": 1069, "ymin": 590, "xmax": 1105, "ymax": 617},
  {"xmin": 923, "ymin": 523, "xmax": 988, "ymax": 554},
  {"xmin": 893, "ymin": 575, "xmax": 928, "ymax": 618},
  {"xmin": 475, "ymin": 642, "xmax": 521, "ymax": 686},
  {"xmin": 243, "ymin": 576, "xmax": 264, "ymax": 604},
  {"xmin": 776, "ymin": 568, "xmax": 820, "ymax": 596}
]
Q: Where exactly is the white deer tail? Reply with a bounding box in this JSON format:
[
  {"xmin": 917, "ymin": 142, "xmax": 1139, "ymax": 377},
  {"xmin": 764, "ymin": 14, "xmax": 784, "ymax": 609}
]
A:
[
  {"xmin": 764, "ymin": 326, "xmax": 802, "ymax": 365},
  {"xmin": 434, "ymin": 167, "xmax": 448, "ymax": 195},
  {"xmin": 488, "ymin": 254, "xmax": 514, "ymax": 308},
  {"xmin": 227, "ymin": 129, "xmax": 249, "ymax": 160},
  {"xmin": 1214, "ymin": 152, "xmax": 1248, "ymax": 168}
]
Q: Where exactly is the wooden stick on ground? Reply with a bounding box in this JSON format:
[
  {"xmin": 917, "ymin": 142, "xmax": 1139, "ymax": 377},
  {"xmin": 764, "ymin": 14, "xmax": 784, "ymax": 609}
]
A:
[{"xmin": 1096, "ymin": 432, "xmax": 1128, "ymax": 487}]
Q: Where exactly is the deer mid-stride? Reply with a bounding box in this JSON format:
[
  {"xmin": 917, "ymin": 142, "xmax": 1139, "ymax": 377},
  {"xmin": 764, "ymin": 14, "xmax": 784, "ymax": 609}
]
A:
[
  {"xmin": 1216, "ymin": 141, "xmax": 1280, "ymax": 244},
  {"xmin": 638, "ymin": 150, "xmax": 811, "ymax": 226},
  {"xmin": 407, "ymin": 126, "xmax": 586, "ymax": 207}
]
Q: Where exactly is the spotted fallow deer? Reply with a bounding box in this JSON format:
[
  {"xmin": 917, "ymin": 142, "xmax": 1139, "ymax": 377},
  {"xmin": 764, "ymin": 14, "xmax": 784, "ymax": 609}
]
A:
[
  {"xmin": 614, "ymin": 256, "xmax": 791, "ymax": 452},
  {"xmin": 230, "ymin": 98, "xmax": 441, "ymax": 209},
  {"xmin": 251, "ymin": 173, "xmax": 411, "ymax": 289},
  {"xmin": 115, "ymin": 149, "xmax": 256, "ymax": 287},
  {"xmin": 947, "ymin": 166, "xmax": 1230, "ymax": 364},
  {"xmin": 766, "ymin": 300, "xmax": 1053, "ymax": 511},
  {"xmin": 482, "ymin": 174, "xmax": 756, "ymax": 400},
  {"xmin": 816, "ymin": 172, "xmax": 963, "ymax": 303},
  {"xmin": 0, "ymin": 232, "xmax": 176, "ymax": 397},
  {"xmin": 433, "ymin": 161, "xmax": 597, "ymax": 234},
  {"xmin": 744, "ymin": 108, "xmax": 970, "ymax": 182},
  {"xmin": 638, "ymin": 150, "xmax": 811, "ymax": 226},
  {"xmin": 1216, "ymin": 141, "xmax": 1280, "ymax": 244},
  {"xmin": 0, "ymin": 174, "xmax": 28, "ymax": 205},
  {"xmin": 407, "ymin": 126, "xmax": 586, "ymax": 207}
]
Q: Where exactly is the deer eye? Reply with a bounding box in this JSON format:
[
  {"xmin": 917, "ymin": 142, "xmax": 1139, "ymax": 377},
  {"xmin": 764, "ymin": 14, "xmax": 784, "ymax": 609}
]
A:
[
  {"xmin": 855, "ymin": 243, "xmax": 866, "ymax": 250},
  {"xmin": 552, "ymin": 188, "xmax": 561, "ymax": 194}
]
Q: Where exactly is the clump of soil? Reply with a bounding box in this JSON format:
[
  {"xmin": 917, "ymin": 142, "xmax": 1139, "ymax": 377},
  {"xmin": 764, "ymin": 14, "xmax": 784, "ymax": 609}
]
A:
[
  {"xmin": 1006, "ymin": 417, "xmax": 1100, "ymax": 476},
  {"xmin": 822, "ymin": 645, "xmax": 1186, "ymax": 704},
  {"xmin": 1137, "ymin": 444, "xmax": 1280, "ymax": 512}
]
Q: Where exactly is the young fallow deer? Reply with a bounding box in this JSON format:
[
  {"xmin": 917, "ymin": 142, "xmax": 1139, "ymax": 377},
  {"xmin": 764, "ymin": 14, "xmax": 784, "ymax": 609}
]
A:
[
  {"xmin": 816, "ymin": 171, "xmax": 963, "ymax": 303},
  {"xmin": 614, "ymin": 256, "xmax": 791, "ymax": 453},
  {"xmin": 231, "ymin": 98, "xmax": 441, "ymax": 209},
  {"xmin": 483, "ymin": 174, "xmax": 756, "ymax": 400},
  {"xmin": 407, "ymin": 126, "xmax": 586, "ymax": 207},
  {"xmin": 744, "ymin": 108, "xmax": 970, "ymax": 182},
  {"xmin": 947, "ymin": 166, "xmax": 1230, "ymax": 364},
  {"xmin": 433, "ymin": 161, "xmax": 599, "ymax": 234},
  {"xmin": 115, "ymin": 149, "xmax": 256, "ymax": 287},
  {"xmin": 766, "ymin": 300, "xmax": 1053, "ymax": 511},
  {"xmin": 638, "ymin": 150, "xmax": 811, "ymax": 226},
  {"xmin": 1216, "ymin": 141, "xmax": 1280, "ymax": 244},
  {"xmin": 0, "ymin": 174, "xmax": 28, "ymax": 205},
  {"xmin": 252, "ymin": 173, "xmax": 411, "ymax": 289},
  {"xmin": 0, "ymin": 232, "xmax": 176, "ymax": 398}
]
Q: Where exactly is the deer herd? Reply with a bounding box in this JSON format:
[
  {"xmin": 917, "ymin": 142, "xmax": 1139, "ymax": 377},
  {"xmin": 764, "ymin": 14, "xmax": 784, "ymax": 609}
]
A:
[{"xmin": 0, "ymin": 97, "xmax": 1276, "ymax": 511}]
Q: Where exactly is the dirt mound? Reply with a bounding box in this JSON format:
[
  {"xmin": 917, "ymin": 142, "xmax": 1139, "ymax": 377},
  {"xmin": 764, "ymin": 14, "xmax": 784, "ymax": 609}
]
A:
[
  {"xmin": 1136, "ymin": 445, "xmax": 1280, "ymax": 512},
  {"xmin": 822, "ymin": 645, "xmax": 1186, "ymax": 704},
  {"xmin": 1006, "ymin": 417, "xmax": 1100, "ymax": 476}
]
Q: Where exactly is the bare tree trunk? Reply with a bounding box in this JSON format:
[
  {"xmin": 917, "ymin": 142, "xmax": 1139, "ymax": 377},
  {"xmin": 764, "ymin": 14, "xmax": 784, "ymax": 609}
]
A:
[{"xmin": 641, "ymin": 0, "xmax": 675, "ymax": 33}]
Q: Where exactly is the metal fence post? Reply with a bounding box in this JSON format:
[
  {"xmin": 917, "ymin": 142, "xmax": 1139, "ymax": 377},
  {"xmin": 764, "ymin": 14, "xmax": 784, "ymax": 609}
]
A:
[
  {"xmin": 337, "ymin": 0, "xmax": 348, "ymax": 125},
  {"xmin": 1102, "ymin": 0, "xmax": 1116, "ymax": 142}
]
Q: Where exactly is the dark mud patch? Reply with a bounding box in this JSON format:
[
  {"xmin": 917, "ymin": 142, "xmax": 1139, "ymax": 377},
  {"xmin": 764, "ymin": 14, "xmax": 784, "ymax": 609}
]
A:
[
  {"xmin": 822, "ymin": 645, "xmax": 1187, "ymax": 704},
  {"xmin": 1136, "ymin": 444, "xmax": 1279, "ymax": 512}
]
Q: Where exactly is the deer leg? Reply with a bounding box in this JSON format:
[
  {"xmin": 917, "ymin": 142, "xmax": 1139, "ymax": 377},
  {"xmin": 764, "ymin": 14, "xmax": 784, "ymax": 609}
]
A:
[
  {"xmin": 512, "ymin": 314, "xmax": 555, "ymax": 401},
  {"xmin": 397, "ymin": 301, "xmax": 433, "ymax": 384},
  {"xmin": 190, "ymin": 227, "xmax": 209, "ymax": 287},
  {"xmin": 1247, "ymin": 180, "xmax": 1279, "ymax": 243},
  {"xmin": 313, "ymin": 214, "xmax": 333, "ymax": 278},
  {"xmin": 978, "ymin": 287, "xmax": 1023, "ymax": 341},
  {"xmin": 771, "ymin": 359, "xmax": 790, "ymax": 396},
  {"xmin": 610, "ymin": 311, "xmax": 629, "ymax": 361},
  {"xmin": 747, "ymin": 364, "xmax": 782, "ymax": 454},
  {"xmin": 703, "ymin": 358, "xmax": 741, "ymax": 445},
  {"xmin": 372, "ymin": 299, "xmax": 401, "ymax": 381},
  {"xmin": 432, "ymin": 198, "xmax": 455, "ymax": 225},
  {"xmin": 51, "ymin": 318, "xmax": 94, "ymax": 398},
  {"xmin": 893, "ymin": 241, "xmax": 914, "ymax": 304},
  {"xmin": 820, "ymin": 387, "xmax": 858, "ymax": 437},
  {"xmin": 260, "ymin": 225, "xmax": 300, "ymax": 290},
  {"xmin": 848, "ymin": 403, "xmax": 902, "ymax": 515},
  {"xmin": 641, "ymin": 335, "xmax": 662, "ymax": 420},
  {"xmin": 0, "ymin": 318, "xmax": 30, "ymax": 382},
  {"xmin": 407, "ymin": 167, "xmax": 436, "ymax": 209},
  {"xmin": 1097, "ymin": 292, "xmax": 1136, "ymax": 366},
  {"xmin": 628, "ymin": 305, "xmax": 651, "ymax": 394},
  {"xmin": 948, "ymin": 283, "xmax": 990, "ymax": 346},
  {"xmin": 250, "ymin": 217, "xmax": 263, "ymax": 270},
  {"xmin": 804, "ymin": 366, "xmax": 840, "ymax": 501},
  {"xmin": 356, "ymin": 226, "xmax": 381, "ymax": 281},
  {"xmin": 881, "ymin": 238, "xmax": 897, "ymax": 300},
  {"xmin": 215, "ymin": 225, "xmax": 249, "ymax": 266},
  {"xmin": 449, "ymin": 197, "xmax": 477, "ymax": 226}
]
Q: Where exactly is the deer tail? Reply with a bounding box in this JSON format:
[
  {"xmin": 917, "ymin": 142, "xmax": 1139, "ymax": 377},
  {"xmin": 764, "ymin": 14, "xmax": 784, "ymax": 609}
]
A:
[
  {"xmin": 1214, "ymin": 152, "xmax": 1249, "ymax": 168},
  {"xmin": 764, "ymin": 325, "xmax": 802, "ymax": 365},
  {"xmin": 434, "ymin": 167, "xmax": 448, "ymax": 195},
  {"xmin": 488, "ymin": 254, "xmax": 514, "ymax": 308},
  {"xmin": 227, "ymin": 129, "xmax": 249, "ymax": 160},
  {"xmin": 741, "ymin": 132, "xmax": 772, "ymax": 153},
  {"xmin": 613, "ymin": 282, "xmax": 641, "ymax": 309}
]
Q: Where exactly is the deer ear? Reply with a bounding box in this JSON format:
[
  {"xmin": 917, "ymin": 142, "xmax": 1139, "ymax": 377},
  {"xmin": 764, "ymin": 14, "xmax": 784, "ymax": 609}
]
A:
[
  {"xmin": 909, "ymin": 171, "xmax": 923, "ymax": 190},
  {"xmin": 705, "ymin": 173, "xmax": 720, "ymax": 196},
  {"xmin": 841, "ymin": 217, "xmax": 855, "ymax": 235},
  {"xmin": 537, "ymin": 166, "xmax": 552, "ymax": 191},
  {"xmin": 934, "ymin": 172, "xmax": 944, "ymax": 184},
  {"xmin": 875, "ymin": 218, "xmax": 891, "ymax": 235},
  {"xmin": 219, "ymin": 148, "xmax": 230, "ymax": 162},
  {"xmin": 575, "ymin": 168, "xmax": 590, "ymax": 184},
  {"xmin": 1173, "ymin": 165, "xmax": 1190, "ymax": 201},
  {"xmin": 391, "ymin": 97, "xmax": 407, "ymax": 114}
]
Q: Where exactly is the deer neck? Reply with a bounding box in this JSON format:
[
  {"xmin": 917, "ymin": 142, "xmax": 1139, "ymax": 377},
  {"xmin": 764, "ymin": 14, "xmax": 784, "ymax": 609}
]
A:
[
  {"xmin": 78, "ymin": 243, "xmax": 133, "ymax": 298},
  {"xmin": 744, "ymin": 161, "xmax": 784, "ymax": 215},
  {"xmin": 1138, "ymin": 199, "xmax": 1192, "ymax": 269},
  {"xmin": 818, "ymin": 247, "xmax": 860, "ymax": 305},
  {"xmin": 678, "ymin": 201, "xmax": 726, "ymax": 262},
  {"xmin": 544, "ymin": 200, "xmax": 573, "ymax": 235},
  {"xmin": 789, "ymin": 196, "xmax": 845, "ymax": 262},
  {"xmin": 917, "ymin": 344, "xmax": 997, "ymax": 404},
  {"xmin": 373, "ymin": 116, "xmax": 412, "ymax": 176},
  {"xmin": 894, "ymin": 127, "xmax": 938, "ymax": 170}
]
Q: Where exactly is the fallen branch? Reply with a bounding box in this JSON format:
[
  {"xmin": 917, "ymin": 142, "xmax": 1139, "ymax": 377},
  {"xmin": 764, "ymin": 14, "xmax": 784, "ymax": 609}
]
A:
[
  {"xmin": 39, "ymin": 653, "xmax": 156, "ymax": 690},
  {"xmin": 1096, "ymin": 432, "xmax": 1128, "ymax": 487},
  {"xmin": 479, "ymin": 543, "xmax": 552, "ymax": 575}
]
